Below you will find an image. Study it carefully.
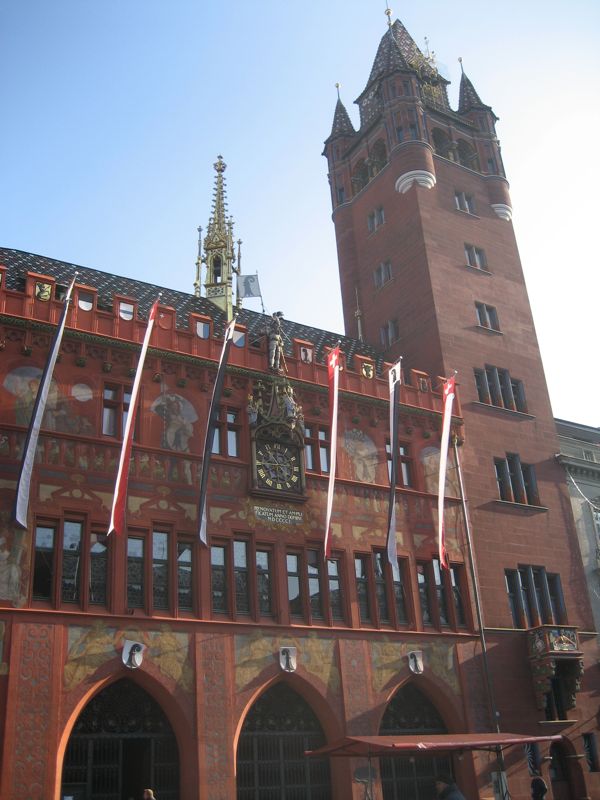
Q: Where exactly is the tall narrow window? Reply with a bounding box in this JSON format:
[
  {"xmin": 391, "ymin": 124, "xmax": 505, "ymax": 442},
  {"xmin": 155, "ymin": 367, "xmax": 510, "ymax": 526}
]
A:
[
  {"xmin": 212, "ymin": 407, "xmax": 240, "ymax": 457},
  {"xmin": 505, "ymin": 566, "xmax": 566, "ymax": 627},
  {"xmin": 392, "ymin": 559, "xmax": 408, "ymax": 624},
  {"xmin": 256, "ymin": 550, "xmax": 273, "ymax": 616},
  {"xmin": 433, "ymin": 558, "xmax": 449, "ymax": 626},
  {"xmin": 234, "ymin": 540, "xmax": 250, "ymax": 614},
  {"xmin": 417, "ymin": 562, "xmax": 432, "ymax": 625},
  {"xmin": 355, "ymin": 555, "xmax": 371, "ymax": 623},
  {"xmin": 177, "ymin": 541, "xmax": 193, "ymax": 611},
  {"xmin": 451, "ymin": 566, "xmax": 466, "ymax": 626},
  {"xmin": 328, "ymin": 559, "xmax": 344, "ymax": 621},
  {"xmin": 374, "ymin": 551, "xmax": 390, "ymax": 623},
  {"xmin": 307, "ymin": 549, "xmax": 323, "ymax": 620},
  {"xmin": 287, "ymin": 553, "xmax": 303, "ymax": 618},
  {"xmin": 583, "ymin": 733, "xmax": 600, "ymax": 772},
  {"xmin": 152, "ymin": 531, "xmax": 169, "ymax": 611},
  {"xmin": 33, "ymin": 525, "xmax": 55, "ymax": 600},
  {"xmin": 61, "ymin": 521, "xmax": 82, "ymax": 603},
  {"xmin": 127, "ymin": 537, "xmax": 145, "ymax": 609},
  {"xmin": 211, "ymin": 545, "xmax": 227, "ymax": 613},
  {"xmin": 380, "ymin": 319, "xmax": 399, "ymax": 348},
  {"xmin": 89, "ymin": 533, "xmax": 108, "ymax": 605},
  {"xmin": 386, "ymin": 441, "xmax": 414, "ymax": 487},
  {"xmin": 495, "ymin": 454, "xmax": 539, "ymax": 505}
]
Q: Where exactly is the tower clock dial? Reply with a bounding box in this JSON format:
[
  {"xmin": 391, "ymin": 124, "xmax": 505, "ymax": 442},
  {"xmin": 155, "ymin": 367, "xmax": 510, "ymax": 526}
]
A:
[{"xmin": 255, "ymin": 441, "xmax": 301, "ymax": 492}]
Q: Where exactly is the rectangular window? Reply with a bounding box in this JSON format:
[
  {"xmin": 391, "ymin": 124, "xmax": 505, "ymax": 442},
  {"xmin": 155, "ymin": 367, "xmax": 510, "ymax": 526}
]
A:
[
  {"xmin": 127, "ymin": 537, "xmax": 145, "ymax": 609},
  {"xmin": 328, "ymin": 558, "xmax": 344, "ymax": 621},
  {"xmin": 336, "ymin": 186, "xmax": 345, "ymax": 204},
  {"xmin": 495, "ymin": 454, "xmax": 539, "ymax": 505},
  {"xmin": 464, "ymin": 244, "xmax": 487, "ymax": 270},
  {"xmin": 61, "ymin": 520, "xmax": 82, "ymax": 603},
  {"xmin": 386, "ymin": 441, "xmax": 414, "ymax": 487},
  {"xmin": 455, "ymin": 191, "xmax": 474, "ymax": 213},
  {"xmin": 256, "ymin": 549, "xmax": 273, "ymax": 616},
  {"xmin": 212, "ymin": 407, "xmax": 240, "ymax": 457},
  {"xmin": 33, "ymin": 525, "xmax": 55, "ymax": 600},
  {"xmin": 380, "ymin": 319, "xmax": 399, "ymax": 348},
  {"xmin": 451, "ymin": 566, "xmax": 466, "ymax": 626},
  {"xmin": 368, "ymin": 207, "xmax": 385, "ymax": 232},
  {"xmin": 152, "ymin": 531, "xmax": 169, "ymax": 611},
  {"xmin": 374, "ymin": 551, "xmax": 390, "ymax": 623},
  {"xmin": 396, "ymin": 125, "xmax": 404, "ymax": 142},
  {"xmin": 355, "ymin": 555, "xmax": 372, "ymax": 623},
  {"xmin": 287, "ymin": 553, "xmax": 303, "ymax": 618},
  {"xmin": 373, "ymin": 260, "xmax": 392, "ymax": 289},
  {"xmin": 475, "ymin": 366, "xmax": 527, "ymax": 412},
  {"xmin": 234, "ymin": 540, "xmax": 250, "ymax": 614},
  {"xmin": 102, "ymin": 384, "xmax": 133, "ymax": 438},
  {"xmin": 177, "ymin": 541, "xmax": 193, "ymax": 611},
  {"xmin": 307, "ymin": 549, "xmax": 323, "ymax": 620},
  {"xmin": 505, "ymin": 566, "xmax": 566, "ymax": 627},
  {"xmin": 367, "ymin": 211, "xmax": 376, "ymax": 233},
  {"xmin": 417, "ymin": 562, "xmax": 432, "ymax": 625},
  {"xmin": 433, "ymin": 558, "xmax": 449, "ymax": 626},
  {"xmin": 89, "ymin": 532, "xmax": 108, "ymax": 605},
  {"xmin": 475, "ymin": 302, "xmax": 500, "ymax": 331},
  {"xmin": 583, "ymin": 733, "xmax": 600, "ymax": 772},
  {"xmin": 304, "ymin": 425, "xmax": 329, "ymax": 473},
  {"xmin": 211, "ymin": 545, "xmax": 227, "ymax": 613}
]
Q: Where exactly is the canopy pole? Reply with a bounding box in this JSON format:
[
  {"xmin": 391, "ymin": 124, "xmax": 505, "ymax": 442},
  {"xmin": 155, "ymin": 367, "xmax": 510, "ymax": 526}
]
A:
[{"xmin": 453, "ymin": 437, "xmax": 509, "ymax": 800}]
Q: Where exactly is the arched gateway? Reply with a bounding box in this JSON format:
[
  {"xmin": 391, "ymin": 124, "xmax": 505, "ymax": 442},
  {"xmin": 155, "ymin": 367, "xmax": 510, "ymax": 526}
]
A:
[
  {"xmin": 61, "ymin": 679, "xmax": 179, "ymax": 800},
  {"xmin": 237, "ymin": 682, "xmax": 331, "ymax": 799},
  {"xmin": 379, "ymin": 684, "xmax": 451, "ymax": 800}
]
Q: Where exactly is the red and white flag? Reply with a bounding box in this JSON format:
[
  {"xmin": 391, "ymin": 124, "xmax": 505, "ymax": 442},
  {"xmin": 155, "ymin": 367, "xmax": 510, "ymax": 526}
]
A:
[
  {"xmin": 324, "ymin": 345, "xmax": 341, "ymax": 558},
  {"xmin": 386, "ymin": 358, "xmax": 402, "ymax": 566},
  {"xmin": 14, "ymin": 275, "xmax": 77, "ymax": 528},
  {"xmin": 437, "ymin": 375, "xmax": 456, "ymax": 569},
  {"xmin": 107, "ymin": 298, "xmax": 160, "ymax": 536}
]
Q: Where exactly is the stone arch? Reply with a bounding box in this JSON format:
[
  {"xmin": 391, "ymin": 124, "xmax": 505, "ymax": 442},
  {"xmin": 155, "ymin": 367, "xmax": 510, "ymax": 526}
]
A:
[
  {"xmin": 378, "ymin": 682, "xmax": 452, "ymax": 800},
  {"xmin": 550, "ymin": 739, "xmax": 586, "ymax": 800},
  {"xmin": 456, "ymin": 138, "xmax": 481, "ymax": 171},
  {"xmin": 235, "ymin": 678, "xmax": 336, "ymax": 799},
  {"xmin": 60, "ymin": 677, "xmax": 184, "ymax": 800},
  {"xmin": 351, "ymin": 158, "xmax": 369, "ymax": 195}
]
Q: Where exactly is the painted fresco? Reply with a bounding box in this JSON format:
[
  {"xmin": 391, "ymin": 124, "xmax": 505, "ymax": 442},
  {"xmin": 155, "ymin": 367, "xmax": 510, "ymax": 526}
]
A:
[
  {"xmin": 2, "ymin": 365, "xmax": 95, "ymax": 435},
  {"xmin": 343, "ymin": 428, "xmax": 378, "ymax": 482},
  {"xmin": 64, "ymin": 622, "xmax": 193, "ymax": 692},
  {"xmin": 235, "ymin": 629, "xmax": 340, "ymax": 693},
  {"xmin": 371, "ymin": 639, "xmax": 459, "ymax": 694},
  {"xmin": 0, "ymin": 496, "xmax": 31, "ymax": 607},
  {"xmin": 150, "ymin": 391, "xmax": 198, "ymax": 452}
]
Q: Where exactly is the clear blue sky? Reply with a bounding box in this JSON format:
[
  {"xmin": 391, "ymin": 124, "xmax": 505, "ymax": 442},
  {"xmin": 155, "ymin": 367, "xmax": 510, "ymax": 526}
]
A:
[{"xmin": 1, "ymin": 1, "xmax": 598, "ymax": 426}]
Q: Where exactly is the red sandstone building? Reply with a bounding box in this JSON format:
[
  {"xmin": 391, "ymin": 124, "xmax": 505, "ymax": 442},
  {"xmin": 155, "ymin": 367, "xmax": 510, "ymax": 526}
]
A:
[{"xmin": 0, "ymin": 17, "xmax": 598, "ymax": 800}]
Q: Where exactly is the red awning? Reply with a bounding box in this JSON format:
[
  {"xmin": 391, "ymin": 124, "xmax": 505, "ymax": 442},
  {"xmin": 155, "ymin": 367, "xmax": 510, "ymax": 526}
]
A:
[{"xmin": 306, "ymin": 733, "xmax": 563, "ymax": 758}]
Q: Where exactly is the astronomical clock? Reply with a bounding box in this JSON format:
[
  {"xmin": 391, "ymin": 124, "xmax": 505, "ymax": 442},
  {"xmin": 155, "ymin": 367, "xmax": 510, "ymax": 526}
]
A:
[{"xmin": 248, "ymin": 376, "xmax": 306, "ymax": 500}]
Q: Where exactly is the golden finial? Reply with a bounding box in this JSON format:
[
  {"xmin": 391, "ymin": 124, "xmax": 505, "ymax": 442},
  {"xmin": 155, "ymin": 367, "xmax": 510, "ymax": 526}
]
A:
[
  {"xmin": 458, "ymin": 56, "xmax": 464, "ymax": 74},
  {"xmin": 384, "ymin": 3, "xmax": 392, "ymax": 29},
  {"xmin": 214, "ymin": 154, "xmax": 226, "ymax": 173},
  {"xmin": 335, "ymin": 82, "xmax": 341, "ymax": 100}
]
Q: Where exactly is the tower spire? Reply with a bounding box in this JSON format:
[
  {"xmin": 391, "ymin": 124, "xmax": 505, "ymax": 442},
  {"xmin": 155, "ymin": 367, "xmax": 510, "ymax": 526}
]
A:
[{"xmin": 197, "ymin": 155, "xmax": 238, "ymax": 320}]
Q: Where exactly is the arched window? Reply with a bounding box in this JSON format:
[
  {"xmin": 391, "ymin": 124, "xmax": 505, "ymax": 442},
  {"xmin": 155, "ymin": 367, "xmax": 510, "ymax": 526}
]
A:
[
  {"xmin": 351, "ymin": 159, "xmax": 369, "ymax": 195},
  {"xmin": 237, "ymin": 683, "xmax": 331, "ymax": 799},
  {"xmin": 432, "ymin": 128, "xmax": 452, "ymax": 159},
  {"xmin": 457, "ymin": 139, "xmax": 481, "ymax": 171},
  {"xmin": 379, "ymin": 684, "xmax": 451, "ymax": 800},
  {"xmin": 370, "ymin": 139, "xmax": 388, "ymax": 176},
  {"xmin": 61, "ymin": 679, "xmax": 179, "ymax": 800}
]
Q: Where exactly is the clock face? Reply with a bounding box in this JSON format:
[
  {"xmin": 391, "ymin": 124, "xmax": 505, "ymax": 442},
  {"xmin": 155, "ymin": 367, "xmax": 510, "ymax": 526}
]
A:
[{"xmin": 255, "ymin": 441, "xmax": 301, "ymax": 492}]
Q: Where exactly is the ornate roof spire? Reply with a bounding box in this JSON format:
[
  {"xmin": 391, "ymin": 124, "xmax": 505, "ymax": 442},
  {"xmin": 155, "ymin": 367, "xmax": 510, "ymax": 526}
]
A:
[{"xmin": 197, "ymin": 156, "xmax": 238, "ymax": 320}]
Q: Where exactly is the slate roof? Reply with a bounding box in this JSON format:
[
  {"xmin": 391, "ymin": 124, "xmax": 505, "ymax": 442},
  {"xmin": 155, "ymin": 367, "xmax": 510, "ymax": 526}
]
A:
[
  {"xmin": 362, "ymin": 20, "xmax": 437, "ymax": 99},
  {"xmin": 0, "ymin": 247, "xmax": 385, "ymax": 374}
]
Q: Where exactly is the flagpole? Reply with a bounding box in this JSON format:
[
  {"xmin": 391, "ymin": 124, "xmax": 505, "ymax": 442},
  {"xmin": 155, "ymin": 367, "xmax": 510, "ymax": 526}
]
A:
[{"xmin": 453, "ymin": 436, "xmax": 509, "ymax": 799}]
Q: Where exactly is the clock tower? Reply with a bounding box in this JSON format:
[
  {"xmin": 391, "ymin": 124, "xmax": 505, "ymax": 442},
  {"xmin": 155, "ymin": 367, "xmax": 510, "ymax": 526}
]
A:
[{"xmin": 323, "ymin": 14, "xmax": 592, "ymax": 743}]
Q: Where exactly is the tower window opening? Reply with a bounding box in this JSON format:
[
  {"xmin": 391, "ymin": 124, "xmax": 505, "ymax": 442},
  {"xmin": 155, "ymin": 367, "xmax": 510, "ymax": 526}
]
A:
[
  {"xmin": 212, "ymin": 255, "xmax": 222, "ymax": 283},
  {"xmin": 457, "ymin": 139, "xmax": 481, "ymax": 171},
  {"xmin": 464, "ymin": 244, "xmax": 487, "ymax": 270},
  {"xmin": 454, "ymin": 191, "xmax": 474, "ymax": 214}
]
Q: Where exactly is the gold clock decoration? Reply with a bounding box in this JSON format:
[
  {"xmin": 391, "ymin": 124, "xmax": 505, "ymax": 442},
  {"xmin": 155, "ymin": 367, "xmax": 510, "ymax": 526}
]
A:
[{"xmin": 255, "ymin": 440, "xmax": 302, "ymax": 493}]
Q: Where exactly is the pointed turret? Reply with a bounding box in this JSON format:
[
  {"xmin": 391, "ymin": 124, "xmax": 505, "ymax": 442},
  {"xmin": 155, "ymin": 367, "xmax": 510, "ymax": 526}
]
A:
[
  {"xmin": 197, "ymin": 156, "xmax": 238, "ymax": 320},
  {"xmin": 326, "ymin": 98, "xmax": 356, "ymax": 143},
  {"xmin": 458, "ymin": 68, "xmax": 491, "ymax": 114}
]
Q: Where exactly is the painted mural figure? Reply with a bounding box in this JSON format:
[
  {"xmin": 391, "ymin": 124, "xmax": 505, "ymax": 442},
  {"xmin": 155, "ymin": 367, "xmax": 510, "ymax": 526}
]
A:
[{"xmin": 151, "ymin": 392, "xmax": 197, "ymax": 452}]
